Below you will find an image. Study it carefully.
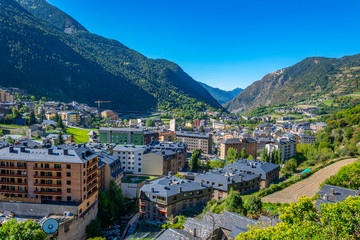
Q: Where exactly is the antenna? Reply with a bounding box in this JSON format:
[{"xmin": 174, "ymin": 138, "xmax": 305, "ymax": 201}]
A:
[{"xmin": 41, "ymin": 218, "xmax": 59, "ymax": 234}]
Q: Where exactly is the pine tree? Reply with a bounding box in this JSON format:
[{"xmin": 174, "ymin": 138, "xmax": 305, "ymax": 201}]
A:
[
  {"xmin": 28, "ymin": 110, "xmax": 36, "ymax": 125},
  {"xmin": 240, "ymin": 148, "xmax": 247, "ymax": 159},
  {"xmin": 189, "ymin": 149, "xmax": 201, "ymax": 172},
  {"xmin": 277, "ymin": 149, "xmax": 283, "ymax": 165},
  {"xmin": 55, "ymin": 132, "xmax": 65, "ymax": 146},
  {"xmin": 261, "ymin": 148, "xmax": 267, "ymax": 162}
]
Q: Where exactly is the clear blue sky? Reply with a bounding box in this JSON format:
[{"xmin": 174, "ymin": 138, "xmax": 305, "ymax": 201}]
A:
[{"xmin": 48, "ymin": 0, "xmax": 360, "ymax": 90}]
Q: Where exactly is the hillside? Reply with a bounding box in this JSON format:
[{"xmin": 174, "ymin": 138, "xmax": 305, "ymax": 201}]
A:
[
  {"xmin": 198, "ymin": 82, "xmax": 243, "ymax": 104},
  {"xmin": 225, "ymin": 55, "xmax": 360, "ymax": 112},
  {"xmin": 0, "ymin": 0, "xmax": 155, "ymax": 111},
  {"xmin": 9, "ymin": 0, "xmax": 221, "ymax": 110}
]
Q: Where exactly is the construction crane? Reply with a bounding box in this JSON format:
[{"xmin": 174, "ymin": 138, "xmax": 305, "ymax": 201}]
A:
[{"xmin": 95, "ymin": 100, "xmax": 111, "ymax": 112}]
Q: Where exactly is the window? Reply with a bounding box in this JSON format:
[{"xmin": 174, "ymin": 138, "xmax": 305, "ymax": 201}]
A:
[
  {"xmin": 67, "ymin": 172, "xmax": 71, "ymax": 177},
  {"xmin": 67, "ymin": 196, "xmax": 71, "ymax": 201},
  {"xmin": 67, "ymin": 188, "xmax": 71, "ymax": 193},
  {"xmin": 44, "ymin": 164, "xmax": 49, "ymax": 168},
  {"xmin": 67, "ymin": 180, "xmax": 71, "ymax": 185},
  {"xmin": 67, "ymin": 164, "xmax": 71, "ymax": 169},
  {"xmin": 54, "ymin": 164, "xmax": 61, "ymax": 169}
]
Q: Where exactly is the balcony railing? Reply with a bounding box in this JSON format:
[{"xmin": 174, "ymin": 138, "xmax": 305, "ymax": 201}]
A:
[
  {"xmin": 0, "ymin": 181, "xmax": 27, "ymax": 185},
  {"xmin": 87, "ymin": 190, "xmax": 97, "ymax": 199},
  {"xmin": 34, "ymin": 183, "xmax": 61, "ymax": 187},
  {"xmin": 87, "ymin": 175, "xmax": 97, "ymax": 184},
  {"xmin": 34, "ymin": 167, "xmax": 62, "ymax": 172},
  {"xmin": 0, "ymin": 165, "xmax": 26, "ymax": 170},
  {"xmin": 34, "ymin": 190, "xmax": 62, "ymax": 195},
  {"xmin": 33, "ymin": 175, "xmax": 62, "ymax": 179},
  {"xmin": 157, "ymin": 199, "xmax": 166, "ymax": 204},
  {"xmin": 87, "ymin": 168, "xmax": 98, "ymax": 177},
  {"xmin": 0, "ymin": 173, "xmax": 27, "ymax": 177},
  {"xmin": 87, "ymin": 160, "xmax": 98, "ymax": 169},
  {"xmin": 0, "ymin": 189, "xmax": 27, "ymax": 193}
]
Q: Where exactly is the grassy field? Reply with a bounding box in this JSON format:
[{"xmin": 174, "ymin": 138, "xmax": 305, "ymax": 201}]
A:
[
  {"xmin": 0, "ymin": 124, "xmax": 28, "ymax": 129},
  {"xmin": 66, "ymin": 127, "xmax": 91, "ymax": 143}
]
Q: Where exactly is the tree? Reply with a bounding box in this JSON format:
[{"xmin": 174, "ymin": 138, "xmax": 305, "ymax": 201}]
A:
[
  {"xmin": 209, "ymin": 159, "xmax": 225, "ymax": 169},
  {"xmin": 226, "ymin": 147, "xmax": 238, "ymax": 164},
  {"xmin": 283, "ymin": 158, "xmax": 297, "ymax": 174},
  {"xmin": 19, "ymin": 105, "xmax": 30, "ymax": 113},
  {"xmin": 261, "ymin": 148, "xmax": 269, "ymax": 162},
  {"xmin": 56, "ymin": 116, "xmax": 65, "ymax": 130},
  {"xmin": 277, "ymin": 149, "xmax": 283, "ymax": 165},
  {"xmin": 146, "ymin": 119, "xmax": 155, "ymax": 127},
  {"xmin": 189, "ymin": 149, "xmax": 201, "ymax": 172},
  {"xmin": 55, "ymin": 132, "xmax": 65, "ymax": 146},
  {"xmin": 86, "ymin": 218, "xmax": 102, "ymax": 239},
  {"xmin": 12, "ymin": 108, "xmax": 21, "ymax": 119},
  {"xmin": 225, "ymin": 188, "xmax": 245, "ymax": 215},
  {"xmin": 199, "ymin": 125, "xmax": 205, "ymax": 132},
  {"xmin": 240, "ymin": 148, "xmax": 247, "ymax": 159},
  {"xmin": 0, "ymin": 219, "xmax": 47, "ymax": 240},
  {"xmin": 28, "ymin": 110, "xmax": 36, "ymax": 125},
  {"xmin": 244, "ymin": 195, "xmax": 262, "ymax": 215},
  {"xmin": 248, "ymin": 155, "xmax": 254, "ymax": 160}
]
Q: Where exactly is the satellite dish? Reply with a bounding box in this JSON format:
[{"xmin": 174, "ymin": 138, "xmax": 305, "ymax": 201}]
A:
[{"xmin": 42, "ymin": 218, "xmax": 59, "ymax": 234}]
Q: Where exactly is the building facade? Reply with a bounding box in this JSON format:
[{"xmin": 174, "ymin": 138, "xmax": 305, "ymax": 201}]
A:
[
  {"xmin": 139, "ymin": 177, "xmax": 212, "ymax": 222},
  {"xmin": 220, "ymin": 138, "xmax": 257, "ymax": 160},
  {"xmin": 99, "ymin": 127, "xmax": 158, "ymax": 145},
  {"xmin": 175, "ymin": 131, "xmax": 212, "ymax": 154},
  {"xmin": 0, "ymin": 146, "xmax": 98, "ymax": 216}
]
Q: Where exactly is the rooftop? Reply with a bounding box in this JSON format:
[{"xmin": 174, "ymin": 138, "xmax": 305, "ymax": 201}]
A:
[{"xmin": 224, "ymin": 159, "xmax": 279, "ymax": 180}]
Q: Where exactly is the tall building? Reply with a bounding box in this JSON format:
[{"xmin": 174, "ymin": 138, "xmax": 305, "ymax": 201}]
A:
[
  {"xmin": 58, "ymin": 111, "xmax": 81, "ymax": 126},
  {"xmin": 169, "ymin": 119, "xmax": 176, "ymax": 132},
  {"xmin": 265, "ymin": 138, "xmax": 297, "ymax": 161},
  {"xmin": 113, "ymin": 145, "xmax": 146, "ymax": 174},
  {"xmin": 0, "ymin": 90, "xmax": 15, "ymax": 102},
  {"xmin": 99, "ymin": 127, "xmax": 158, "ymax": 145},
  {"xmin": 139, "ymin": 176, "xmax": 212, "ymax": 222},
  {"xmin": 219, "ymin": 138, "xmax": 257, "ymax": 160},
  {"xmin": 0, "ymin": 146, "xmax": 98, "ymax": 216},
  {"xmin": 175, "ymin": 131, "xmax": 212, "ymax": 154}
]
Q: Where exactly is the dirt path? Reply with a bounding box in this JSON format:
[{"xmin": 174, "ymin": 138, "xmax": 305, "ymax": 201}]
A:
[{"xmin": 262, "ymin": 158, "xmax": 358, "ymax": 203}]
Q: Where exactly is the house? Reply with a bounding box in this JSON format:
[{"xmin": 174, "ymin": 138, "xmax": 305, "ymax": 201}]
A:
[
  {"xmin": 219, "ymin": 138, "xmax": 257, "ymax": 160},
  {"xmin": 46, "ymin": 134, "xmax": 74, "ymax": 145}
]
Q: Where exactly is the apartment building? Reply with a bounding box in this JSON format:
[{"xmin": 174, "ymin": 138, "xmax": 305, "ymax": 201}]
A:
[
  {"xmin": 139, "ymin": 176, "xmax": 212, "ymax": 222},
  {"xmin": 310, "ymin": 122, "xmax": 327, "ymax": 132},
  {"xmin": 58, "ymin": 111, "xmax": 81, "ymax": 126},
  {"xmin": 99, "ymin": 127, "xmax": 158, "ymax": 145},
  {"xmin": 97, "ymin": 153, "xmax": 124, "ymax": 191},
  {"xmin": 113, "ymin": 145, "xmax": 146, "ymax": 174},
  {"xmin": 0, "ymin": 90, "xmax": 15, "ymax": 102},
  {"xmin": 158, "ymin": 131, "xmax": 176, "ymax": 141},
  {"xmin": 175, "ymin": 131, "xmax": 212, "ymax": 154},
  {"xmin": 194, "ymin": 169, "xmax": 261, "ymax": 201},
  {"xmin": 0, "ymin": 146, "xmax": 98, "ymax": 216},
  {"xmin": 265, "ymin": 138, "xmax": 297, "ymax": 161},
  {"xmin": 298, "ymin": 133, "xmax": 316, "ymax": 144},
  {"xmin": 219, "ymin": 138, "xmax": 257, "ymax": 160},
  {"xmin": 224, "ymin": 159, "xmax": 280, "ymax": 188}
]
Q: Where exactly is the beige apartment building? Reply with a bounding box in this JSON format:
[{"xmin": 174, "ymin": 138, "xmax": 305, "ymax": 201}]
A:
[
  {"xmin": 176, "ymin": 131, "xmax": 212, "ymax": 154},
  {"xmin": 0, "ymin": 146, "xmax": 98, "ymax": 216},
  {"xmin": 0, "ymin": 90, "xmax": 15, "ymax": 102}
]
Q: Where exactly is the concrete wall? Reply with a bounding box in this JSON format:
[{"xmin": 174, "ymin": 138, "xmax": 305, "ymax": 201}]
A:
[
  {"xmin": 0, "ymin": 201, "xmax": 78, "ymax": 217},
  {"xmin": 51, "ymin": 202, "xmax": 98, "ymax": 240},
  {"xmin": 121, "ymin": 182, "xmax": 145, "ymax": 199}
]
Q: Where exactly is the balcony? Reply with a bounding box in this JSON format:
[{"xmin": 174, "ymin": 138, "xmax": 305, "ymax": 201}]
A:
[
  {"xmin": 87, "ymin": 190, "xmax": 97, "ymax": 199},
  {"xmin": 87, "ymin": 175, "xmax": 97, "ymax": 184},
  {"xmin": 33, "ymin": 175, "xmax": 62, "ymax": 179},
  {"xmin": 0, "ymin": 173, "xmax": 27, "ymax": 178},
  {"xmin": 0, "ymin": 181, "xmax": 27, "ymax": 186},
  {"xmin": 34, "ymin": 167, "xmax": 62, "ymax": 172},
  {"xmin": 157, "ymin": 199, "xmax": 166, "ymax": 204},
  {"xmin": 34, "ymin": 190, "xmax": 62, "ymax": 195},
  {"xmin": 87, "ymin": 168, "xmax": 97, "ymax": 177},
  {"xmin": 87, "ymin": 160, "xmax": 98, "ymax": 169},
  {"xmin": 87, "ymin": 181, "xmax": 98, "ymax": 191},
  {"xmin": 0, "ymin": 165, "xmax": 26, "ymax": 170},
  {"xmin": 157, "ymin": 208, "xmax": 167, "ymax": 214},
  {"xmin": 0, "ymin": 189, "xmax": 27, "ymax": 194},
  {"xmin": 34, "ymin": 183, "xmax": 61, "ymax": 188}
]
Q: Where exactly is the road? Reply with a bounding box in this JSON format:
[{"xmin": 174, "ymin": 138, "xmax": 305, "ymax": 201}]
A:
[{"xmin": 262, "ymin": 158, "xmax": 358, "ymax": 203}]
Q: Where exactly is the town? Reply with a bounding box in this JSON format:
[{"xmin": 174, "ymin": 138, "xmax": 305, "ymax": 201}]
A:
[{"xmin": 0, "ymin": 87, "xmax": 359, "ymax": 240}]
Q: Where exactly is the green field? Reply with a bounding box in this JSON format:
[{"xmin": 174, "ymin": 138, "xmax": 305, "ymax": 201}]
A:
[
  {"xmin": 0, "ymin": 124, "xmax": 28, "ymax": 129},
  {"xmin": 66, "ymin": 127, "xmax": 91, "ymax": 143}
]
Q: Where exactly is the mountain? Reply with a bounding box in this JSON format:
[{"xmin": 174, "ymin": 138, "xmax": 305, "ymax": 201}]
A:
[
  {"xmin": 198, "ymin": 82, "xmax": 243, "ymax": 104},
  {"xmin": 225, "ymin": 55, "xmax": 360, "ymax": 112},
  {"xmin": 0, "ymin": 0, "xmax": 221, "ymax": 112}
]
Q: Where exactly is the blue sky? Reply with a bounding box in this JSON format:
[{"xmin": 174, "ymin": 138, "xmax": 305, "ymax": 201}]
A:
[{"xmin": 48, "ymin": 0, "xmax": 360, "ymax": 90}]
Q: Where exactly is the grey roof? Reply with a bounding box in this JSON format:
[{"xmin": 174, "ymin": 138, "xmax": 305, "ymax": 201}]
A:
[
  {"xmin": 176, "ymin": 131, "xmax": 210, "ymax": 139},
  {"xmin": 224, "ymin": 159, "xmax": 279, "ymax": 180},
  {"xmin": 194, "ymin": 168, "xmax": 260, "ymax": 191},
  {"xmin": 157, "ymin": 228, "xmax": 200, "ymax": 240},
  {"xmin": 46, "ymin": 134, "xmax": 71, "ymax": 141},
  {"xmin": 220, "ymin": 137, "xmax": 256, "ymax": 144},
  {"xmin": 148, "ymin": 141, "xmax": 187, "ymax": 152},
  {"xmin": 183, "ymin": 218, "xmax": 214, "ymax": 239},
  {"xmin": 113, "ymin": 144, "xmax": 146, "ymax": 152},
  {"xmin": 99, "ymin": 127, "xmax": 156, "ymax": 135},
  {"xmin": 140, "ymin": 176, "xmax": 210, "ymax": 199},
  {"xmin": 0, "ymin": 147, "xmax": 96, "ymax": 164},
  {"xmin": 316, "ymin": 184, "xmax": 359, "ymax": 209}
]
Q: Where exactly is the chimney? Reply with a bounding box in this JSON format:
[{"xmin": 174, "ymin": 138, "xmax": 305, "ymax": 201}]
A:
[
  {"xmin": 151, "ymin": 188, "xmax": 155, "ymax": 193},
  {"xmin": 81, "ymin": 152, "xmax": 86, "ymax": 159},
  {"xmin": 9, "ymin": 146, "xmax": 14, "ymax": 153},
  {"xmin": 20, "ymin": 146, "xmax": 25, "ymax": 153},
  {"xmin": 179, "ymin": 186, "xmax": 182, "ymax": 192},
  {"xmin": 192, "ymin": 228, "xmax": 197, "ymax": 237},
  {"xmin": 323, "ymin": 194, "xmax": 328, "ymax": 200},
  {"xmin": 48, "ymin": 148, "xmax": 53, "ymax": 155},
  {"xmin": 330, "ymin": 188, "xmax": 335, "ymax": 196},
  {"xmin": 64, "ymin": 149, "xmax": 68, "ymax": 155}
]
